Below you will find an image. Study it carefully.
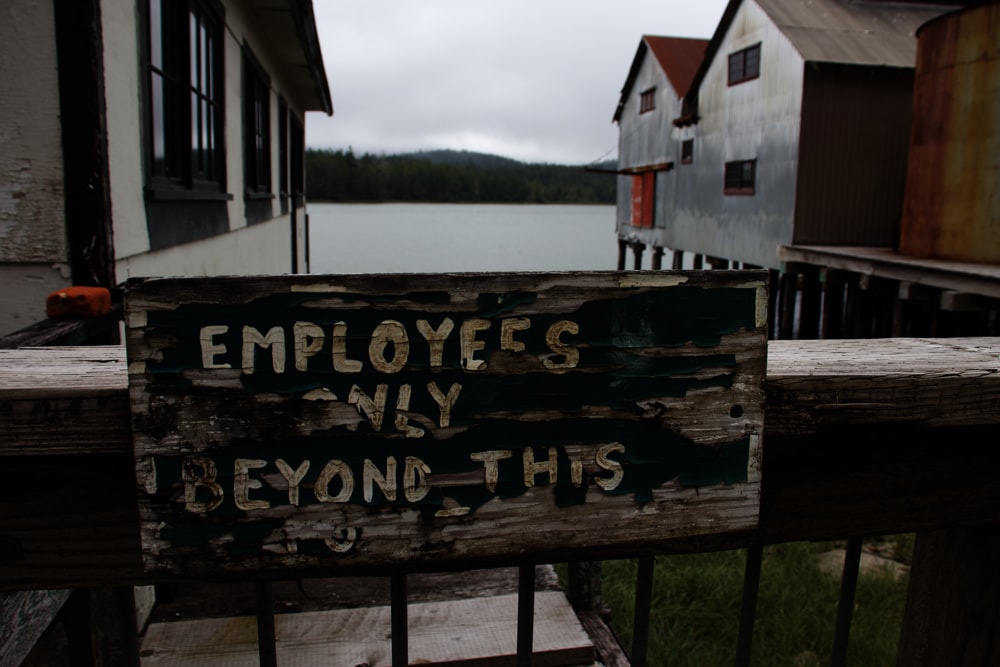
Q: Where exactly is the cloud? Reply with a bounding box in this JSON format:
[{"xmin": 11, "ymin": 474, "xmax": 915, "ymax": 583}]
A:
[{"xmin": 309, "ymin": 0, "xmax": 727, "ymax": 164}]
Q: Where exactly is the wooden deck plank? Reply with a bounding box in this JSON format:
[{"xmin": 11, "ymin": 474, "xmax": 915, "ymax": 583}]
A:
[{"xmin": 141, "ymin": 591, "xmax": 594, "ymax": 667}]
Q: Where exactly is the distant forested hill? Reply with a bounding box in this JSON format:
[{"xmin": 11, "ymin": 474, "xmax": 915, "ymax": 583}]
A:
[{"xmin": 305, "ymin": 148, "xmax": 617, "ymax": 204}]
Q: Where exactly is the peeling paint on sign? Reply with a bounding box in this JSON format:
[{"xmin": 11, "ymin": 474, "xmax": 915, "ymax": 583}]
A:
[{"xmin": 126, "ymin": 271, "xmax": 767, "ymax": 575}]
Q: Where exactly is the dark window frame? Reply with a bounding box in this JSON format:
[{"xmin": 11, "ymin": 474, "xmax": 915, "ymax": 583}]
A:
[
  {"xmin": 243, "ymin": 45, "xmax": 272, "ymax": 200},
  {"xmin": 278, "ymin": 97, "xmax": 289, "ymax": 215},
  {"xmin": 681, "ymin": 139, "xmax": 694, "ymax": 165},
  {"xmin": 724, "ymin": 159, "xmax": 757, "ymax": 195},
  {"xmin": 290, "ymin": 114, "xmax": 305, "ymax": 209},
  {"xmin": 143, "ymin": 0, "xmax": 227, "ymax": 198},
  {"xmin": 728, "ymin": 43, "xmax": 761, "ymax": 86},
  {"xmin": 639, "ymin": 88, "xmax": 656, "ymax": 114}
]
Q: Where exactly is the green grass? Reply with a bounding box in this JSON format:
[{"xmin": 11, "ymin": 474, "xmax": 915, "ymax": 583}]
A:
[{"xmin": 570, "ymin": 538, "xmax": 911, "ymax": 666}]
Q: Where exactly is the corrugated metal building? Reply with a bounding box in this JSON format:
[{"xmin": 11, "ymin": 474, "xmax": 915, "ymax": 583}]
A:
[
  {"xmin": 615, "ymin": 0, "xmax": 958, "ymax": 270},
  {"xmin": 613, "ymin": 36, "xmax": 708, "ymax": 268}
]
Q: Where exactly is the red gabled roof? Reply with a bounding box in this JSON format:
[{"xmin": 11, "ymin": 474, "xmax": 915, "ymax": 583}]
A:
[
  {"xmin": 613, "ymin": 35, "xmax": 709, "ymax": 123},
  {"xmin": 643, "ymin": 36, "xmax": 709, "ymax": 99}
]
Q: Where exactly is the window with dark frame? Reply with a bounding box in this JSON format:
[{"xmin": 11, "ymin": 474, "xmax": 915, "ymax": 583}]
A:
[
  {"xmin": 639, "ymin": 88, "xmax": 656, "ymax": 114},
  {"xmin": 146, "ymin": 0, "xmax": 225, "ymax": 192},
  {"xmin": 724, "ymin": 159, "xmax": 756, "ymax": 195},
  {"xmin": 681, "ymin": 139, "xmax": 694, "ymax": 164},
  {"xmin": 243, "ymin": 47, "xmax": 271, "ymax": 199},
  {"xmin": 278, "ymin": 97, "xmax": 289, "ymax": 215},
  {"xmin": 728, "ymin": 43, "xmax": 761, "ymax": 85},
  {"xmin": 290, "ymin": 115, "xmax": 305, "ymax": 209}
]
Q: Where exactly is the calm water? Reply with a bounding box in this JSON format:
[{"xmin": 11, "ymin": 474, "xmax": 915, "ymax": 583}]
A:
[{"xmin": 307, "ymin": 203, "xmax": 618, "ymax": 274}]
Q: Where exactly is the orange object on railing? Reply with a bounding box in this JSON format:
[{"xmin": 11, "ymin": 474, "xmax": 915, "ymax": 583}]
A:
[{"xmin": 45, "ymin": 286, "xmax": 111, "ymax": 319}]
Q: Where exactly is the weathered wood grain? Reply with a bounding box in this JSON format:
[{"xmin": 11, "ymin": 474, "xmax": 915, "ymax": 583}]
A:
[
  {"xmin": 125, "ymin": 272, "xmax": 768, "ymax": 576},
  {"xmin": 140, "ymin": 591, "xmax": 593, "ymax": 667},
  {"xmin": 1, "ymin": 336, "xmax": 999, "ymax": 588},
  {"xmin": 0, "ymin": 589, "xmax": 70, "ymax": 665}
]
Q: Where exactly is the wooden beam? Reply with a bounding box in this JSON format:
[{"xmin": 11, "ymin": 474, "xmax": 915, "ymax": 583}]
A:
[
  {"xmin": 1, "ymin": 338, "xmax": 1000, "ymax": 588},
  {"xmin": 778, "ymin": 245, "xmax": 1000, "ymax": 300}
]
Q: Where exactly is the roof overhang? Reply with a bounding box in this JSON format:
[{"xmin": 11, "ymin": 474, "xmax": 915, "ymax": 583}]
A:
[{"xmin": 249, "ymin": 0, "xmax": 333, "ymax": 115}]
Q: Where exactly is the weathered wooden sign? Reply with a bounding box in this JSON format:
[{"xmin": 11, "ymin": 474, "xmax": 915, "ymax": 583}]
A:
[{"xmin": 126, "ymin": 272, "xmax": 767, "ymax": 575}]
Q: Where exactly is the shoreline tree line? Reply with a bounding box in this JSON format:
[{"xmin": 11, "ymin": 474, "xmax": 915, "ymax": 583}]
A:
[{"xmin": 305, "ymin": 148, "xmax": 617, "ymax": 204}]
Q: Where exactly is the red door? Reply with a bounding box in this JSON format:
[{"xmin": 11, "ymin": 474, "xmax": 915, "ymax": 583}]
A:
[{"xmin": 631, "ymin": 172, "xmax": 656, "ymax": 228}]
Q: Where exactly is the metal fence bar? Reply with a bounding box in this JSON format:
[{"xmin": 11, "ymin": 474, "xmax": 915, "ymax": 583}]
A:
[
  {"xmin": 116, "ymin": 586, "xmax": 141, "ymax": 667},
  {"xmin": 255, "ymin": 582, "xmax": 277, "ymax": 667},
  {"xmin": 517, "ymin": 564, "xmax": 535, "ymax": 667},
  {"xmin": 391, "ymin": 573, "xmax": 408, "ymax": 667},
  {"xmin": 631, "ymin": 556, "xmax": 655, "ymax": 667},
  {"xmin": 830, "ymin": 538, "xmax": 863, "ymax": 667},
  {"xmin": 735, "ymin": 542, "xmax": 764, "ymax": 667}
]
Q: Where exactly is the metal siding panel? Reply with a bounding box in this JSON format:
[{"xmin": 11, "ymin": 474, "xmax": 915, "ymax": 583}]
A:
[
  {"xmin": 670, "ymin": 0, "xmax": 802, "ymax": 269},
  {"xmin": 755, "ymin": 0, "xmax": 956, "ymax": 67},
  {"xmin": 794, "ymin": 66, "xmax": 913, "ymax": 247}
]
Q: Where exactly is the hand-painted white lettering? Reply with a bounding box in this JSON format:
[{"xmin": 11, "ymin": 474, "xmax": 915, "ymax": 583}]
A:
[
  {"xmin": 323, "ymin": 527, "xmax": 358, "ymax": 553},
  {"xmin": 242, "ymin": 326, "xmax": 286, "ymax": 374},
  {"xmin": 182, "ymin": 456, "xmax": 224, "ymax": 513},
  {"xmin": 460, "ymin": 318, "xmax": 491, "ymax": 371},
  {"xmin": 199, "ymin": 325, "xmax": 231, "ymax": 369},
  {"xmin": 348, "ymin": 383, "xmax": 388, "ymax": 431},
  {"xmin": 571, "ymin": 460, "xmax": 584, "ymax": 487},
  {"xmin": 369, "ymin": 320, "xmax": 409, "ymax": 374},
  {"xmin": 363, "ymin": 457, "xmax": 397, "ymax": 503},
  {"xmin": 416, "ymin": 317, "xmax": 454, "ymax": 367},
  {"xmin": 470, "ymin": 449, "xmax": 513, "ymax": 492},
  {"xmin": 314, "ymin": 460, "xmax": 354, "ymax": 502},
  {"xmin": 233, "ymin": 458, "xmax": 270, "ymax": 510},
  {"xmin": 293, "ymin": 321, "xmax": 324, "ymax": 372},
  {"xmin": 274, "ymin": 458, "xmax": 310, "ymax": 506},
  {"xmin": 523, "ymin": 447, "xmax": 559, "ymax": 487},
  {"xmin": 500, "ymin": 317, "xmax": 531, "ymax": 352},
  {"xmin": 403, "ymin": 456, "xmax": 432, "ymax": 502},
  {"xmin": 595, "ymin": 443, "xmax": 626, "ymax": 491},
  {"xmin": 427, "ymin": 381, "xmax": 462, "ymax": 428},
  {"xmin": 332, "ymin": 322, "xmax": 363, "ymax": 373},
  {"xmin": 543, "ymin": 320, "xmax": 580, "ymax": 370},
  {"xmin": 394, "ymin": 384, "xmax": 425, "ymax": 438}
]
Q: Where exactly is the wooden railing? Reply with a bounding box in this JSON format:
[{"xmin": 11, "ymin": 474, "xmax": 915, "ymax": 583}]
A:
[{"xmin": 3, "ymin": 337, "xmax": 1000, "ymax": 664}]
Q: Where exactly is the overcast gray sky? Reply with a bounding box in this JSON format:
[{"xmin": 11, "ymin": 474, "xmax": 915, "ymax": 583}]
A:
[{"xmin": 308, "ymin": 1, "xmax": 729, "ymax": 165}]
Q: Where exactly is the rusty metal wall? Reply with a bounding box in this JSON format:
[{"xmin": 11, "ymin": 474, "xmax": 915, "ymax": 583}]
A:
[
  {"xmin": 793, "ymin": 64, "xmax": 914, "ymax": 247},
  {"xmin": 900, "ymin": 2, "xmax": 1000, "ymax": 263}
]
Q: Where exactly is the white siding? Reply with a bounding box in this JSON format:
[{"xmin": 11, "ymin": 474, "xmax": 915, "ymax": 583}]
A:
[
  {"xmin": 103, "ymin": 0, "xmax": 149, "ymax": 259},
  {"xmin": 109, "ymin": 0, "xmax": 312, "ymax": 279},
  {"xmin": 0, "ymin": 1, "xmax": 69, "ymax": 335}
]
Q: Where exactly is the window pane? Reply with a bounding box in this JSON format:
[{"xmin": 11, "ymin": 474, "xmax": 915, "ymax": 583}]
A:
[
  {"xmin": 728, "ymin": 52, "xmax": 744, "ymax": 82},
  {"xmin": 200, "ymin": 21, "xmax": 208, "ymax": 94},
  {"xmin": 150, "ymin": 0, "xmax": 163, "ymax": 69},
  {"xmin": 745, "ymin": 46, "xmax": 760, "ymax": 79},
  {"xmin": 191, "ymin": 92, "xmax": 201, "ymax": 171},
  {"xmin": 151, "ymin": 73, "xmax": 166, "ymax": 175}
]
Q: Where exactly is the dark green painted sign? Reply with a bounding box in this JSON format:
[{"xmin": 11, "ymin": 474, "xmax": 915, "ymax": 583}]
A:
[{"xmin": 127, "ymin": 272, "xmax": 767, "ymax": 575}]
